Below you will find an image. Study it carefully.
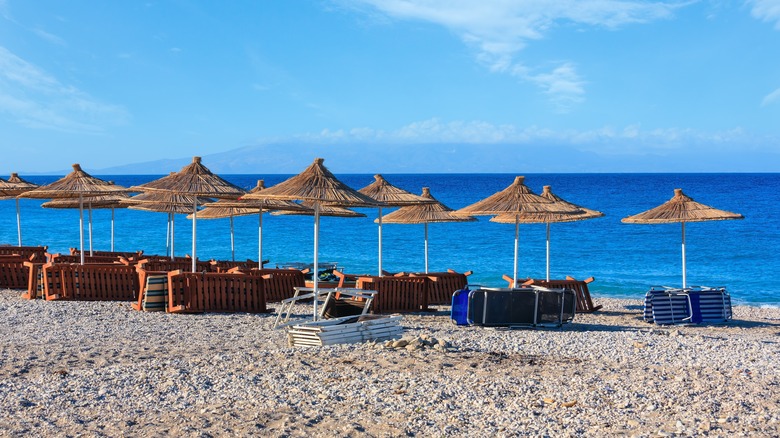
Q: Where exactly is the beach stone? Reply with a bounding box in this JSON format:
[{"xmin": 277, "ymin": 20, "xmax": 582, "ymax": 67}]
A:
[{"xmin": 392, "ymin": 340, "xmax": 408, "ymax": 348}]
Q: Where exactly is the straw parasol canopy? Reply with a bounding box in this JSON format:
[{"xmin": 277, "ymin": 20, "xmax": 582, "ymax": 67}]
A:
[
  {"xmin": 271, "ymin": 200, "xmax": 365, "ymax": 218},
  {"xmin": 455, "ymin": 176, "xmax": 580, "ymax": 285},
  {"xmin": 490, "ymin": 185, "xmax": 604, "ymax": 281},
  {"xmin": 128, "ymin": 157, "xmax": 245, "ymax": 270},
  {"xmin": 358, "ymin": 174, "xmax": 433, "ymax": 276},
  {"xmin": 19, "ymin": 164, "xmax": 129, "ymax": 263},
  {"xmin": 191, "ymin": 180, "xmax": 309, "ymax": 264},
  {"xmin": 379, "ymin": 187, "xmax": 476, "ymax": 273},
  {"xmin": 242, "ymin": 157, "xmax": 380, "ymax": 319},
  {"xmin": 0, "ymin": 173, "xmax": 39, "ymax": 247},
  {"xmin": 622, "ymin": 188, "xmax": 744, "ymax": 288},
  {"xmin": 42, "ymin": 192, "xmax": 132, "ymax": 253}
]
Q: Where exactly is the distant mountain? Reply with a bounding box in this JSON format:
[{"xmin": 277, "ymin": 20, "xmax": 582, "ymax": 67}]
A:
[
  {"xmin": 96, "ymin": 142, "xmax": 609, "ymax": 174},
  {"xmin": 92, "ymin": 141, "xmax": 780, "ymax": 175}
]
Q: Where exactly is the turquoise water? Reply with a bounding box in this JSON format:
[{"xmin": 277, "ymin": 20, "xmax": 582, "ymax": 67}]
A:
[{"xmin": 1, "ymin": 173, "xmax": 777, "ymax": 306}]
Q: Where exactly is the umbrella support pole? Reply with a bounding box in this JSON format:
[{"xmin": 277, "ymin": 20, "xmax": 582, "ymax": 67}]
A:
[
  {"xmin": 88, "ymin": 203, "xmax": 93, "ymax": 256},
  {"xmin": 166, "ymin": 213, "xmax": 171, "ymax": 257},
  {"xmin": 191, "ymin": 201, "xmax": 197, "ymax": 272},
  {"xmin": 230, "ymin": 215, "xmax": 235, "ymax": 262},
  {"xmin": 15, "ymin": 198, "xmax": 22, "ymax": 247},
  {"xmin": 111, "ymin": 208, "xmax": 115, "ymax": 252},
  {"xmin": 377, "ymin": 207, "xmax": 383, "ymax": 277},
  {"xmin": 79, "ymin": 194, "xmax": 85, "ymax": 265},
  {"xmin": 424, "ymin": 222, "xmax": 429, "ymax": 274},
  {"xmin": 258, "ymin": 209, "xmax": 263, "ymax": 269},
  {"xmin": 513, "ymin": 218, "xmax": 519, "ymax": 287},
  {"xmin": 171, "ymin": 214, "xmax": 176, "ymax": 261},
  {"xmin": 546, "ymin": 223, "xmax": 551, "ymax": 282},
  {"xmin": 682, "ymin": 222, "xmax": 687, "ymax": 289},
  {"xmin": 313, "ymin": 203, "xmax": 320, "ymax": 321}
]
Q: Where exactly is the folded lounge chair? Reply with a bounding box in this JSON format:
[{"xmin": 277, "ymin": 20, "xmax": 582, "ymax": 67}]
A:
[{"xmin": 644, "ymin": 286, "xmax": 732, "ymax": 325}]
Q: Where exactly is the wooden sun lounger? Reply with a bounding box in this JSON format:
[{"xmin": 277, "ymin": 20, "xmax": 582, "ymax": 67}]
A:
[
  {"xmin": 411, "ymin": 269, "xmax": 472, "ymax": 305},
  {"xmin": 0, "ymin": 254, "xmax": 36, "ymax": 290},
  {"xmin": 210, "ymin": 259, "xmax": 260, "ymax": 273},
  {"xmin": 37, "ymin": 262, "xmax": 138, "ymax": 301},
  {"xmin": 70, "ymin": 248, "xmax": 143, "ymax": 259},
  {"xmin": 504, "ymin": 275, "xmax": 603, "ymax": 313},
  {"xmin": 135, "ymin": 258, "xmax": 212, "ymax": 273},
  {"xmin": 229, "ymin": 268, "xmax": 306, "ymax": 302},
  {"xmin": 0, "ymin": 245, "xmax": 47, "ymax": 260},
  {"xmin": 358, "ymin": 275, "xmax": 430, "ymax": 314},
  {"xmin": 166, "ymin": 270, "xmax": 269, "ymax": 314},
  {"xmin": 47, "ymin": 253, "xmax": 126, "ymax": 264}
]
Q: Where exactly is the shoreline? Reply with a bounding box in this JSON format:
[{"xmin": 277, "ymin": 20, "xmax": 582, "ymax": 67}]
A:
[{"xmin": 1, "ymin": 290, "xmax": 779, "ymax": 436}]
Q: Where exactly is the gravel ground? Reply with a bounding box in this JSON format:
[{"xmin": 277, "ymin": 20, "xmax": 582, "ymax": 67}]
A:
[{"xmin": 1, "ymin": 288, "xmax": 779, "ymax": 437}]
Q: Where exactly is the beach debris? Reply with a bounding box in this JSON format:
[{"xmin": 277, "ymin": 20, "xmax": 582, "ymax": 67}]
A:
[
  {"xmin": 561, "ymin": 400, "xmax": 578, "ymax": 408},
  {"xmin": 543, "ymin": 398, "xmax": 555, "ymax": 404},
  {"xmin": 381, "ymin": 334, "xmax": 456, "ymax": 352}
]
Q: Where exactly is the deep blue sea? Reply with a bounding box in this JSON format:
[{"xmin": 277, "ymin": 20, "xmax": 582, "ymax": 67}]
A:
[{"xmin": 2, "ymin": 173, "xmax": 778, "ymax": 306}]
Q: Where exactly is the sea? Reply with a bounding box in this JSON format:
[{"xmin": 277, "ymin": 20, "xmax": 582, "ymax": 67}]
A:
[{"xmin": 1, "ymin": 173, "xmax": 777, "ymax": 306}]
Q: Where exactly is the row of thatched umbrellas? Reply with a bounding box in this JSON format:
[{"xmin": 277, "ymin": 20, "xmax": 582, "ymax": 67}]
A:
[{"xmin": 2, "ymin": 157, "xmax": 743, "ymax": 297}]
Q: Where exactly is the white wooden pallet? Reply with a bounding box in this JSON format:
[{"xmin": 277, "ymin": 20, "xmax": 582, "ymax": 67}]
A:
[{"xmin": 287, "ymin": 315, "xmax": 403, "ymax": 346}]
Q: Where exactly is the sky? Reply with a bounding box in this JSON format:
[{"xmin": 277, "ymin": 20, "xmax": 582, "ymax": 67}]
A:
[{"xmin": 1, "ymin": 0, "xmax": 779, "ymax": 174}]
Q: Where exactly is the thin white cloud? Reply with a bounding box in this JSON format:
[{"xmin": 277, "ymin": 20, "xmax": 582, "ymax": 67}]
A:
[
  {"xmin": 0, "ymin": 45, "xmax": 129, "ymax": 133},
  {"xmin": 748, "ymin": 0, "xmax": 780, "ymax": 29},
  {"xmin": 338, "ymin": 0, "xmax": 683, "ymax": 107},
  {"xmin": 762, "ymin": 87, "xmax": 780, "ymax": 106},
  {"xmin": 33, "ymin": 28, "xmax": 66, "ymax": 46}
]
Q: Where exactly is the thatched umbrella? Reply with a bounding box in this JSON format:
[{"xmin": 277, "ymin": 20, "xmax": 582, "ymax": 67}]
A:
[
  {"xmin": 271, "ymin": 201, "xmax": 365, "ymax": 218},
  {"xmin": 128, "ymin": 157, "xmax": 244, "ymax": 271},
  {"xmin": 455, "ymin": 176, "xmax": 579, "ymax": 285},
  {"xmin": 379, "ymin": 187, "xmax": 476, "ymax": 273},
  {"xmin": 0, "ymin": 173, "xmax": 38, "ymax": 246},
  {"xmin": 42, "ymin": 192, "xmax": 131, "ymax": 253},
  {"xmin": 122, "ymin": 191, "xmax": 215, "ymax": 260},
  {"xmin": 490, "ymin": 185, "xmax": 604, "ymax": 281},
  {"xmin": 622, "ymin": 188, "xmax": 743, "ymax": 288},
  {"xmin": 190, "ymin": 180, "xmax": 308, "ymax": 263},
  {"xmin": 358, "ymin": 174, "xmax": 432, "ymax": 276},
  {"xmin": 18, "ymin": 164, "xmax": 129, "ymax": 264},
  {"xmin": 242, "ymin": 157, "xmax": 380, "ymax": 319}
]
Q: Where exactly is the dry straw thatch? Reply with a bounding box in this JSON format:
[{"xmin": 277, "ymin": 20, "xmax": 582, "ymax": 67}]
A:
[
  {"xmin": 0, "ymin": 173, "xmax": 38, "ymax": 197},
  {"xmin": 271, "ymin": 200, "xmax": 365, "ymax": 218},
  {"xmin": 490, "ymin": 185, "xmax": 604, "ymax": 224},
  {"xmin": 621, "ymin": 188, "xmax": 744, "ymax": 224},
  {"xmin": 41, "ymin": 193, "xmax": 131, "ymax": 209},
  {"xmin": 455, "ymin": 176, "xmax": 580, "ymax": 216},
  {"xmin": 380, "ymin": 187, "xmax": 476, "ymax": 225},
  {"xmin": 244, "ymin": 158, "xmax": 379, "ymax": 207},
  {"xmin": 20, "ymin": 164, "xmax": 128, "ymax": 199},
  {"xmin": 200, "ymin": 180, "xmax": 309, "ymax": 217},
  {"xmin": 358, "ymin": 174, "xmax": 431, "ymax": 206},
  {"xmin": 128, "ymin": 156, "xmax": 244, "ymax": 199}
]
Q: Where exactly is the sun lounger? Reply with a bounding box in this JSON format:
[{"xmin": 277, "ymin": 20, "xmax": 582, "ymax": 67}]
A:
[
  {"xmin": 0, "ymin": 254, "xmax": 35, "ymax": 290},
  {"xmin": 507, "ymin": 275, "xmax": 603, "ymax": 313},
  {"xmin": 644, "ymin": 286, "xmax": 732, "ymax": 325},
  {"xmin": 0, "ymin": 245, "xmax": 47, "ymax": 259},
  {"xmin": 411, "ymin": 269, "xmax": 472, "ymax": 305},
  {"xmin": 135, "ymin": 258, "xmax": 212, "ymax": 273},
  {"xmin": 229, "ymin": 268, "xmax": 306, "ymax": 302},
  {"xmin": 358, "ymin": 275, "xmax": 430, "ymax": 314},
  {"xmin": 166, "ymin": 270, "xmax": 269, "ymax": 314},
  {"xmin": 37, "ymin": 262, "xmax": 138, "ymax": 301},
  {"xmin": 454, "ymin": 286, "xmax": 575, "ymax": 328},
  {"xmin": 274, "ymin": 286, "xmax": 377, "ymax": 328}
]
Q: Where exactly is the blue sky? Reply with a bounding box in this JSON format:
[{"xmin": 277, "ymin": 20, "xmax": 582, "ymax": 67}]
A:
[{"xmin": 1, "ymin": 0, "xmax": 779, "ymax": 174}]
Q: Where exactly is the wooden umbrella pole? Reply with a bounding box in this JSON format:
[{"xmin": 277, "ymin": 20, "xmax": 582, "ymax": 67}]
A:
[
  {"xmin": 171, "ymin": 213, "xmax": 176, "ymax": 260},
  {"xmin": 313, "ymin": 202, "xmax": 320, "ymax": 321},
  {"xmin": 15, "ymin": 198, "xmax": 22, "ymax": 247},
  {"xmin": 513, "ymin": 217, "xmax": 519, "ymax": 287},
  {"xmin": 682, "ymin": 222, "xmax": 687, "ymax": 289},
  {"xmin": 424, "ymin": 222, "xmax": 429, "ymax": 274},
  {"xmin": 546, "ymin": 222, "xmax": 551, "ymax": 282},
  {"xmin": 230, "ymin": 215, "xmax": 235, "ymax": 262},
  {"xmin": 111, "ymin": 207, "xmax": 115, "ymax": 252},
  {"xmin": 377, "ymin": 206, "xmax": 383, "ymax": 277},
  {"xmin": 258, "ymin": 208, "xmax": 263, "ymax": 269},
  {"xmin": 191, "ymin": 200, "xmax": 197, "ymax": 272},
  {"xmin": 88, "ymin": 202, "xmax": 93, "ymax": 256},
  {"xmin": 79, "ymin": 194, "xmax": 85, "ymax": 265}
]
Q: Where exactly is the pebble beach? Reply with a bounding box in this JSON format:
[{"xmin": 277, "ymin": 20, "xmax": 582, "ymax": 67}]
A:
[{"xmin": 1, "ymin": 288, "xmax": 779, "ymax": 437}]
